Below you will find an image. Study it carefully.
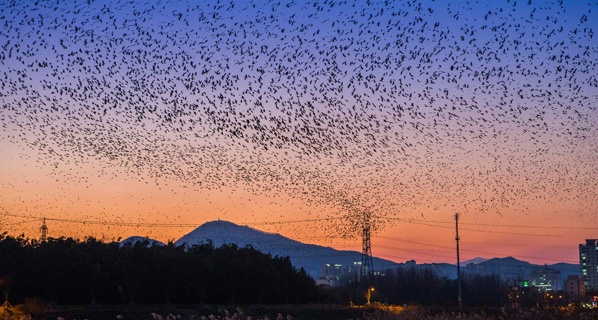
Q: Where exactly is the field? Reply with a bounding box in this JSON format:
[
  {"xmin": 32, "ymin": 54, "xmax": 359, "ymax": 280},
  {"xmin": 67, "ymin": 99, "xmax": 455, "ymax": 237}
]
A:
[{"xmin": 2, "ymin": 304, "xmax": 598, "ymax": 320}]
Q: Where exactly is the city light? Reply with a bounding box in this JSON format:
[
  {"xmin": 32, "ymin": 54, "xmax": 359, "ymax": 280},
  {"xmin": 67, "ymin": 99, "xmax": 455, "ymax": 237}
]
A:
[{"xmin": 366, "ymin": 287, "xmax": 375, "ymax": 306}]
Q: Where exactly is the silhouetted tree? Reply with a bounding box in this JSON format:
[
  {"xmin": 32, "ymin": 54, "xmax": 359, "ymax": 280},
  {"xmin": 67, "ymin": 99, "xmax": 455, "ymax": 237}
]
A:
[
  {"xmin": 0, "ymin": 234, "xmax": 318, "ymax": 305},
  {"xmin": 333, "ymin": 265, "xmax": 506, "ymax": 307}
]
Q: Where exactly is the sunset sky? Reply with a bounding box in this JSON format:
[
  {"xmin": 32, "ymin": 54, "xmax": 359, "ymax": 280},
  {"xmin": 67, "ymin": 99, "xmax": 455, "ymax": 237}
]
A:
[{"xmin": 1, "ymin": 0, "xmax": 597, "ymax": 266}]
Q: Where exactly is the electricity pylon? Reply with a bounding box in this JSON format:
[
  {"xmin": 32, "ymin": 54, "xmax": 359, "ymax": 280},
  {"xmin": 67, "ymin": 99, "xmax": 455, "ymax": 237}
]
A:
[
  {"xmin": 40, "ymin": 218, "xmax": 48, "ymax": 242},
  {"xmin": 360, "ymin": 219, "xmax": 374, "ymax": 280}
]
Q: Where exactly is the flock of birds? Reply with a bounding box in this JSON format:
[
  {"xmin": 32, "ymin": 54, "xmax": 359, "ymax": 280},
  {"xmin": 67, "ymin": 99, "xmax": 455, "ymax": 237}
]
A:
[{"xmin": 0, "ymin": 0, "xmax": 597, "ymax": 239}]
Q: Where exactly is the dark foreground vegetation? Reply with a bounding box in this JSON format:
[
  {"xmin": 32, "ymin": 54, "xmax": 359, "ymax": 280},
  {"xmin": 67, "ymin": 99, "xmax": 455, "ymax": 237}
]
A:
[
  {"xmin": 2, "ymin": 303, "xmax": 598, "ymax": 320},
  {"xmin": 332, "ymin": 268, "xmax": 504, "ymax": 307},
  {"xmin": 0, "ymin": 233, "xmax": 317, "ymax": 305}
]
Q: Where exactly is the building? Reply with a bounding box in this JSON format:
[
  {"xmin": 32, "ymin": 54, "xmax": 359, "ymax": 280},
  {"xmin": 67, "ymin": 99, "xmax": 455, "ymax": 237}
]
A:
[
  {"xmin": 318, "ymin": 263, "xmax": 344, "ymax": 287},
  {"xmin": 564, "ymin": 275, "xmax": 585, "ymax": 300},
  {"xmin": 317, "ymin": 262, "xmax": 365, "ymax": 286},
  {"xmin": 580, "ymin": 239, "xmax": 598, "ymax": 292},
  {"xmin": 346, "ymin": 261, "xmax": 363, "ymax": 282},
  {"xmin": 530, "ymin": 267, "xmax": 561, "ymax": 292}
]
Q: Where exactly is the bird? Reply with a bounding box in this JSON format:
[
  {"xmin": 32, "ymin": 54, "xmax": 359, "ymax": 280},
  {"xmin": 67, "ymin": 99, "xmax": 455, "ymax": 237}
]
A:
[{"xmin": 0, "ymin": 0, "xmax": 596, "ymax": 245}]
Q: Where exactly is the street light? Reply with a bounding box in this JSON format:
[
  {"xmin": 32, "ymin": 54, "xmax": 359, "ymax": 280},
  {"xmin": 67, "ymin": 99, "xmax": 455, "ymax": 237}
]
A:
[{"xmin": 366, "ymin": 287, "xmax": 375, "ymax": 305}]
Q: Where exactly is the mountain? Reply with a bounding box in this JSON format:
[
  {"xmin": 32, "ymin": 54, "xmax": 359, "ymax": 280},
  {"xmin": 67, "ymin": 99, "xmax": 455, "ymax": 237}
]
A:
[
  {"xmin": 549, "ymin": 262, "xmax": 581, "ymax": 278},
  {"xmin": 463, "ymin": 257, "xmax": 580, "ymax": 288},
  {"xmin": 124, "ymin": 222, "xmax": 580, "ymax": 285},
  {"xmin": 460, "ymin": 257, "xmax": 488, "ymax": 265},
  {"xmin": 392, "ymin": 257, "xmax": 580, "ymax": 285},
  {"xmin": 119, "ymin": 236, "xmax": 165, "ymax": 247},
  {"xmin": 466, "ymin": 256, "xmax": 533, "ymax": 280},
  {"xmin": 174, "ymin": 220, "xmax": 399, "ymax": 279}
]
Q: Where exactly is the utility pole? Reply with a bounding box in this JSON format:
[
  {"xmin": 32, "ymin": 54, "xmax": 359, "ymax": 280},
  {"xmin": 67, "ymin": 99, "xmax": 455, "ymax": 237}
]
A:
[{"xmin": 455, "ymin": 212, "xmax": 462, "ymax": 308}]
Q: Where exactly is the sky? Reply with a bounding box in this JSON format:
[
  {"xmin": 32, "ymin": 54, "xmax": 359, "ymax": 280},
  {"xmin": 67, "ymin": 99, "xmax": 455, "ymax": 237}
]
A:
[{"xmin": 1, "ymin": 0, "xmax": 597, "ymax": 266}]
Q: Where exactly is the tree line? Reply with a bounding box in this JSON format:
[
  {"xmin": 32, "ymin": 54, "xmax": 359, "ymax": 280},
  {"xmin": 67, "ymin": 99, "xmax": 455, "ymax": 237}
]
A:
[
  {"xmin": 372, "ymin": 267, "xmax": 506, "ymax": 307},
  {"xmin": 0, "ymin": 233, "xmax": 318, "ymax": 306},
  {"xmin": 0, "ymin": 232, "xmax": 515, "ymax": 308},
  {"xmin": 322, "ymin": 266, "xmax": 506, "ymax": 307}
]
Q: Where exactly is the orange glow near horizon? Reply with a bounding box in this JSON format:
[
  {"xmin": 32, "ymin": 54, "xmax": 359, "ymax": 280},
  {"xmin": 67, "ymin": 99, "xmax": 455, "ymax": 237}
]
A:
[
  {"xmin": 0, "ymin": 142, "xmax": 590, "ymax": 266},
  {"xmin": 1, "ymin": 135, "xmax": 594, "ymax": 267}
]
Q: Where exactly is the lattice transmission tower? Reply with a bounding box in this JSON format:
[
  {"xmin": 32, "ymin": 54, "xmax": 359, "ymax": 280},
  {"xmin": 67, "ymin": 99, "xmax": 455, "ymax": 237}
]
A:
[
  {"xmin": 40, "ymin": 218, "xmax": 48, "ymax": 242},
  {"xmin": 360, "ymin": 219, "xmax": 374, "ymax": 280}
]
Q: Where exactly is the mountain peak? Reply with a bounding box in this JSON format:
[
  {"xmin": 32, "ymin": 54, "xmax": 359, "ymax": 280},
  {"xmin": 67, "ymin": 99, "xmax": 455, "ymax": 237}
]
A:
[
  {"xmin": 481, "ymin": 256, "xmax": 532, "ymax": 267},
  {"xmin": 460, "ymin": 257, "xmax": 487, "ymax": 265},
  {"xmin": 201, "ymin": 219, "xmax": 240, "ymax": 227},
  {"xmin": 175, "ymin": 220, "xmax": 296, "ymax": 249},
  {"xmin": 119, "ymin": 236, "xmax": 165, "ymax": 247},
  {"xmin": 174, "ymin": 220, "xmax": 399, "ymax": 279}
]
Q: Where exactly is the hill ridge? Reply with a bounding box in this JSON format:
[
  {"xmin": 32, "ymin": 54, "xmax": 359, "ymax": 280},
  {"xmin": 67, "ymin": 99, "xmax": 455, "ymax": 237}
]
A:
[
  {"xmin": 173, "ymin": 220, "xmax": 399, "ymax": 278},
  {"xmin": 122, "ymin": 220, "xmax": 580, "ymax": 283}
]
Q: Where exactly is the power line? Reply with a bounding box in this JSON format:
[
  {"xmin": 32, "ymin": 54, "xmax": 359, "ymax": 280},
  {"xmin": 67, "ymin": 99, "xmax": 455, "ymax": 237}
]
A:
[
  {"xmin": 3, "ymin": 211, "xmax": 590, "ymax": 234},
  {"xmin": 2, "ymin": 219, "xmax": 40, "ymax": 226},
  {"xmin": 377, "ymin": 235, "xmax": 579, "ymax": 264},
  {"xmin": 387, "ymin": 219, "xmax": 562, "ymax": 237},
  {"xmin": 375, "ymin": 244, "xmax": 455, "ymax": 261},
  {"xmin": 243, "ymin": 217, "xmax": 343, "ymax": 225},
  {"xmin": 1, "ymin": 212, "xmax": 341, "ymax": 228},
  {"xmin": 375, "ymin": 215, "xmax": 598, "ymax": 230},
  {"xmin": 0, "ymin": 213, "xmax": 197, "ymax": 228}
]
